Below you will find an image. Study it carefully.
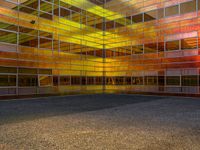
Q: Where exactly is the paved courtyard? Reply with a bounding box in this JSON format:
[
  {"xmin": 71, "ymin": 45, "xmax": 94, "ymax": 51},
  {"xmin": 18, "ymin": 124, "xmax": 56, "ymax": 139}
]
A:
[{"xmin": 0, "ymin": 94, "xmax": 200, "ymax": 150}]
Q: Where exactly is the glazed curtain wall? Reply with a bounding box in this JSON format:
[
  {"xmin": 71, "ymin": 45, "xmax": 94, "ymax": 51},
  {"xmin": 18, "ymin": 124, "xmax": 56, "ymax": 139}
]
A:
[
  {"xmin": 104, "ymin": 0, "xmax": 200, "ymax": 95},
  {"xmin": 0, "ymin": 0, "xmax": 200, "ymax": 96},
  {"xmin": 0, "ymin": 0, "xmax": 105, "ymax": 96}
]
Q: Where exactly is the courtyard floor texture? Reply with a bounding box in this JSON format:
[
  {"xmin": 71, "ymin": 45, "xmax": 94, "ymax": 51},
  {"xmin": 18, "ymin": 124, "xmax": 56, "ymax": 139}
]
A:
[{"xmin": 0, "ymin": 94, "xmax": 200, "ymax": 150}]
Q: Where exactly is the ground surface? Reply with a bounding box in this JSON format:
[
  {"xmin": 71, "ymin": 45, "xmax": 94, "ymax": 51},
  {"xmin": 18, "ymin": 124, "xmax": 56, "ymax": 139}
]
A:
[{"xmin": 0, "ymin": 94, "xmax": 199, "ymax": 150}]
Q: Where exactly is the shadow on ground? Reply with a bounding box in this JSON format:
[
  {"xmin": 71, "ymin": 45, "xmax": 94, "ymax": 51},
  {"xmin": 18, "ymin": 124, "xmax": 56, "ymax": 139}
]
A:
[{"xmin": 0, "ymin": 94, "xmax": 165, "ymax": 125}]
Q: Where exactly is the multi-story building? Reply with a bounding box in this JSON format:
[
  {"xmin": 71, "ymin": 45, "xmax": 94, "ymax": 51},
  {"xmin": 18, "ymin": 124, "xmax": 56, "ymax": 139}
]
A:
[{"xmin": 0, "ymin": 0, "xmax": 200, "ymax": 97}]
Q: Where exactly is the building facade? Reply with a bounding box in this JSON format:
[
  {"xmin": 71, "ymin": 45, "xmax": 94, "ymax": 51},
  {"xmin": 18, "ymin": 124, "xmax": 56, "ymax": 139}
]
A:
[{"xmin": 0, "ymin": 0, "xmax": 200, "ymax": 97}]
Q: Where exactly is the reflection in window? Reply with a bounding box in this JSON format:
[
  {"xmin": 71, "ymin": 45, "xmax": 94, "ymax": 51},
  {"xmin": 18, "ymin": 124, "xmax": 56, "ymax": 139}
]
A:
[
  {"xmin": 0, "ymin": 30, "xmax": 17, "ymax": 44},
  {"xmin": 144, "ymin": 43, "xmax": 157, "ymax": 53},
  {"xmin": 166, "ymin": 76, "xmax": 180, "ymax": 86},
  {"xmin": 19, "ymin": 6, "xmax": 38, "ymax": 16},
  {"xmin": 19, "ymin": 33, "xmax": 38, "ymax": 47},
  {"xmin": 144, "ymin": 76, "xmax": 157, "ymax": 85},
  {"xmin": 39, "ymin": 76, "xmax": 52, "ymax": 86},
  {"xmin": 53, "ymin": 76, "xmax": 59, "ymax": 86},
  {"xmin": 40, "ymin": 12, "xmax": 53, "ymax": 20},
  {"xmin": 19, "ymin": 26, "xmax": 38, "ymax": 36},
  {"xmin": 106, "ymin": 77, "xmax": 115, "ymax": 85},
  {"xmin": 180, "ymin": 0, "xmax": 196, "ymax": 14},
  {"xmin": 165, "ymin": 5, "xmax": 179, "ymax": 17},
  {"xmin": 40, "ymin": 0, "xmax": 53, "ymax": 13},
  {"xmin": 19, "ymin": 68, "xmax": 37, "ymax": 74},
  {"xmin": 0, "ymin": 22, "xmax": 18, "ymax": 32},
  {"xmin": 39, "ymin": 31, "xmax": 53, "ymax": 39},
  {"xmin": 132, "ymin": 45, "xmax": 143, "ymax": 54},
  {"xmin": 0, "ymin": 75, "xmax": 16, "ymax": 86},
  {"xmin": 60, "ymin": 76, "xmax": 70, "ymax": 85},
  {"xmin": 132, "ymin": 77, "xmax": 143, "ymax": 85},
  {"xmin": 39, "ymin": 69, "xmax": 52, "ymax": 75},
  {"xmin": 166, "ymin": 40, "xmax": 180, "ymax": 51},
  {"xmin": 144, "ymin": 10, "xmax": 157, "ymax": 22},
  {"xmin": 71, "ymin": 76, "xmax": 80, "ymax": 85},
  {"xmin": 158, "ymin": 42, "xmax": 164, "ymax": 52},
  {"xmin": 39, "ymin": 38, "xmax": 52, "ymax": 50},
  {"xmin": 132, "ymin": 14, "xmax": 143, "ymax": 23},
  {"xmin": 115, "ymin": 77, "xmax": 124, "ymax": 85},
  {"xmin": 0, "ymin": 66, "xmax": 17, "ymax": 73},
  {"xmin": 158, "ymin": 76, "xmax": 165, "ymax": 86},
  {"xmin": 182, "ymin": 75, "xmax": 198, "ymax": 86},
  {"xmin": 95, "ymin": 77, "xmax": 102, "ymax": 85},
  {"xmin": 157, "ymin": 8, "xmax": 164, "ymax": 19},
  {"xmin": 60, "ymin": 7, "xmax": 71, "ymax": 19},
  {"xmin": 181, "ymin": 37, "xmax": 197, "ymax": 50},
  {"xmin": 124, "ymin": 77, "xmax": 131, "ymax": 85},
  {"xmin": 18, "ymin": 75, "xmax": 38, "ymax": 87},
  {"xmin": 87, "ymin": 77, "xmax": 95, "ymax": 85},
  {"xmin": 60, "ymin": 42, "xmax": 71, "ymax": 52}
]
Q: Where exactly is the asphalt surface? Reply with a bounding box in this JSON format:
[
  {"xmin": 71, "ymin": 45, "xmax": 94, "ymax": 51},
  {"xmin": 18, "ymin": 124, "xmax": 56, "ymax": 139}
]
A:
[{"xmin": 0, "ymin": 94, "xmax": 199, "ymax": 150}]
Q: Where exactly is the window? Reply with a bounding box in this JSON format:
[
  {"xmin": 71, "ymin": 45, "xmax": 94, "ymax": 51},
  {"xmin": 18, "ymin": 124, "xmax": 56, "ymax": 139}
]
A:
[
  {"xmin": 87, "ymin": 77, "xmax": 95, "ymax": 85},
  {"xmin": 115, "ymin": 77, "xmax": 124, "ymax": 85},
  {"xmin": 71, "ymin": 12, "xmax": 81, "ymax": 22},
  {"xmin": 40, "ymin": 0, "xmax": 53, "ymax": 14},
  {"xmin": 158, "ymin": 42, "xmax": 164, "ymax": 52},
  {"xmin": 144, "ymin": 43, "xmax": 157, "ymax": 53},
  {"xmin": 60, "ymin": 41, "xmax": 71, "ymax": 52},
  {"xmin": 157, "ymin": 8, "xmax": 164, "ymax": 19},
  {"xmin": 132, "ymin": 14, "xmax": 143, "ymax": 23},
  {"xmin": 40, "ymin": 12, "xmax": 53, "ymax": 20},
  {"xmin": 38, "ymin": 69, "xmax": 52, "ymax": 75},
  {"xmin": 82, "ymin": 76, "xmax": 87, "ymax": 85},
  {"xmin": 182, "ymin": 75, "xmax": 198, "ymax": 86},
  {"xmin": 106, "ymin": 21, "xmax": 115, "ymax": 30},
  {"xmin": 39, "ymin": 37, "xmax": 52, "ymax": 50},
  {"xmin": 1, "ymin": 0, "xmax": 18, "ymax": 8},
  {"xmin": 144, "ymin": 76, "xmax": 157, "ymax": 85},
  {"xmin": 132, "ymin": 45, "xmax": 143, "ymax": 54},
  {"xmin": 19, "ymin": 68, "xmax": 37, "ymax": 74},
  {"xmin": 39, "ymin": 76, "xmax": 52, "ymax": 86},
  {"xmin": 95, "ymin": 77, "xmax": 102, "ymax": 85},
  {"xmin": 71, "ymin": 76, "xmax": 80, "ymax": 85},
  {"xmin": 60, "ymin": 7, "xmax": 71, "ymax": 19},
  {"xmin": 144, "ymin": 10, "xmax": 157, "ymax": 22},
  {"xmin": 18, "ymin": 75, "xmax": 38, "ymax": 87},
  {"xmin": 19, "ymin": 26, "xmax": 38, "ymax": 36},
  {"xmin": 60, "ymin": 76, "xmax": 70, "ymax": 85},
  {"xmin": 39, "ymin": 31, "xmax": 53, "ymax": 39},
  {"xmin": 180, "ymin": 0, "xmax": 196, "ymax": 14},
  {"xmin": 181, "ymin": 37, "xmax": 197, "ymax": 50},
  {"xmin": 0, "ymin": 75, "xmax": 16, "ymax": 86},
  {"xmin": 166, "ymin": 76, "xmax": 180, "ymax": 86},
  {"xmin": 53, "ymin": 76, "xmax": 59, "ymax": 86},
  {"xmin": 19, "ymin": 5, "xmax": 38, "ymax": 16},
  {"xmin": 165, "ymin": 5, "xmax": 179, "ymax": 17},
  {"xmin": 158, "ymin": 76, "xmax": 165, "ymax": 86},
  {"xmin": 124, "ymin": 77, "xmax": 131, "ymax": 85},
  {"xmin": 0, "ymin": 29, "xmax": 17, "ymax": 44},
  {"xmin": 132, "ymin": 77, "xmax": 143, "ymax": 85},
  {"xmin": 19, "ymin": 33, "xmax": 38, "ymax": 48},
  {"xmin": 107, "ymin": 77, "xmax": 115, "ymax": 85},
  {"xmin": 0, "ymin": 66, "xmax": 17, "ymax": 73},
  {"xmin": 0, "ymin": 22, "xmax": 18, "ymax": 32},
  {"xmin": 199, "ymin": 0, "xmax": 200, "ymax": 10},
  {"xmin": 166, "ymin": 40, "xmax": 180, "ymax": 51}
]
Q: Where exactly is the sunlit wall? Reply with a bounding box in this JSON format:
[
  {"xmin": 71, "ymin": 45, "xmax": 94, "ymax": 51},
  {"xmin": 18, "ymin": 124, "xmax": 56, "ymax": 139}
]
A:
[{"xmin": 0, "ymin": 0, "xmax": 200, "ymax": 96}]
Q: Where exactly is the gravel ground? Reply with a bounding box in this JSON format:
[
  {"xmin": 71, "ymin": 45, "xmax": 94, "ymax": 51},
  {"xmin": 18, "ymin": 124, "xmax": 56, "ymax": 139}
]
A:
[{"xmin": 0, "ymin": 94, "xmax": 200, "ymax": 150}]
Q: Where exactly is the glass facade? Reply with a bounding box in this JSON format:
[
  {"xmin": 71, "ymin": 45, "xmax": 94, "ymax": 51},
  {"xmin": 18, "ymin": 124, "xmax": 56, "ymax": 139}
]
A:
[{"xmin": 0, "ymin": 0, "xmax": 200, "ymax": 96}]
